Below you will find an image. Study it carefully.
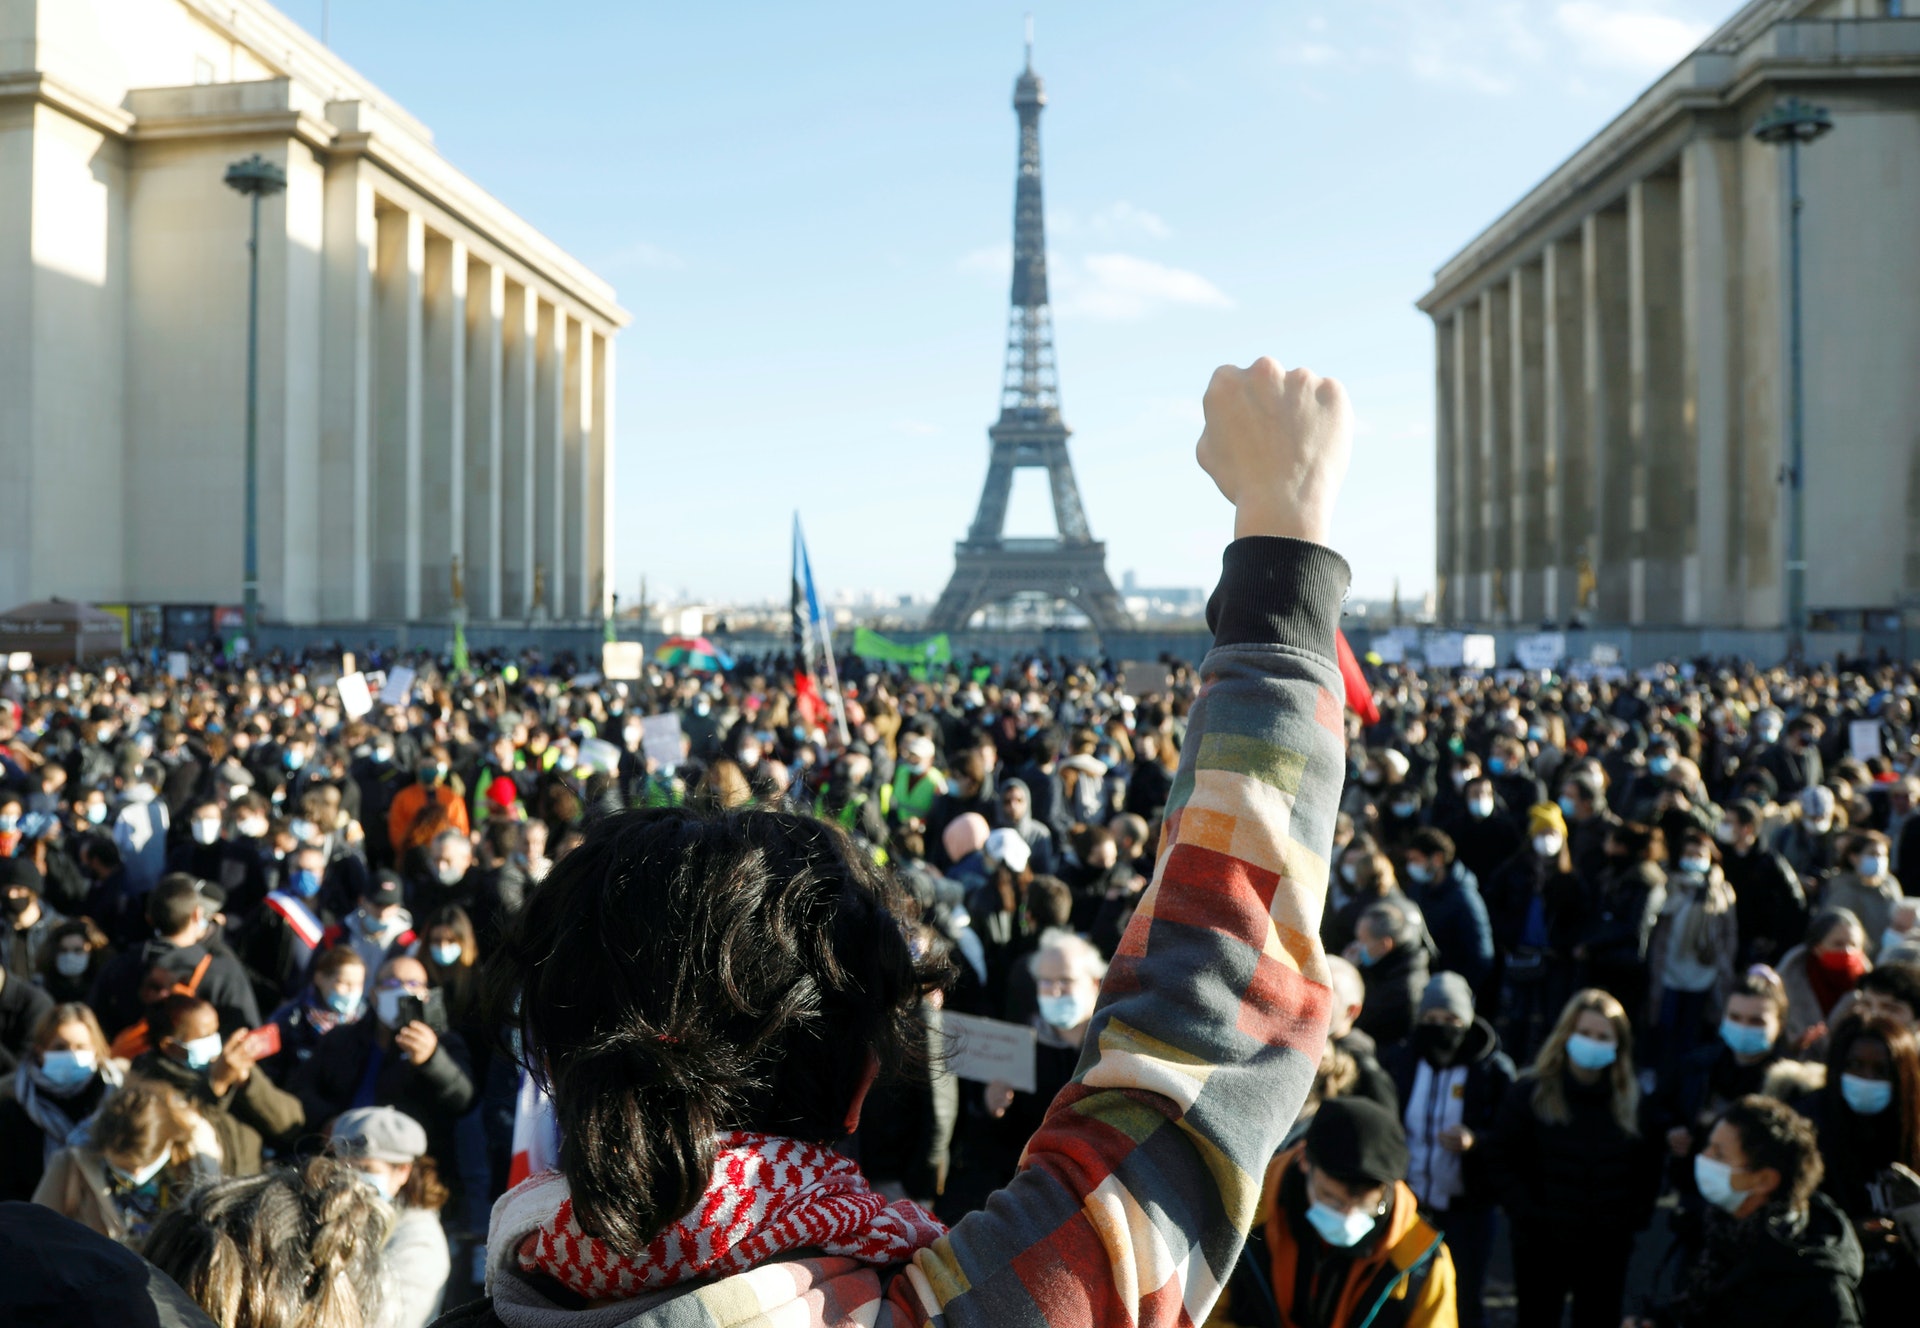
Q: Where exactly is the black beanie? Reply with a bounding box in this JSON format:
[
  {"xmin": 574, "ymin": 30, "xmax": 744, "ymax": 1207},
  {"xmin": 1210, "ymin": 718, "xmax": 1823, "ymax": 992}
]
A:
[{"xmin": 1304, "ymin": 1097, "xmax": 1409, "ymax": 1187}]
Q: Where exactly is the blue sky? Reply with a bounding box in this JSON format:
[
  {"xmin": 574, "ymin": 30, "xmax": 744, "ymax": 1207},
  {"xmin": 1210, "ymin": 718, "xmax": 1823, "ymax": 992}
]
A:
[{"xmin": 301, "ymin": 0, "xmax": 1737, "ymax": 607}]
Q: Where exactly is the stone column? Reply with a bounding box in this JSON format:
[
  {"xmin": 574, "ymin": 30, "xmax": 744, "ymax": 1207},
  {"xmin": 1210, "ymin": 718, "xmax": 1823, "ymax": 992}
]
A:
[
  {"xmin": 1435, "ymin": 313, "xmax": 1457, "ymax": 621},
  {"xmin": 1682, "ymin": 137, "xmax": 1741, "ymax": 627},
  {"xmin": 570, "ymin": 324, "xmax": 593, "ymax": 618},
  {"xmin": 501, "ymin": 281, "xmax": 537, "ymax": 617},
  {"xmin": 464, "ymin": 260, "xmax": 505, "ymax": 620},
  {"xmin": 1631, "ymin": 173, "xmax": 1687, "ymax": 624},
  {"xmin": 420, "ymin": 234, "xmax": 466, "ymax": 620},
  {"xmin": 1544, "ymin": 233, "xmax": 1587, "ymax": 622},
  {"xmin": 590, "ymin": 332, "xmax": 613, "ymax": 621},
  {"xmin": 1460, "ymin": 301, "xmax": 1484, "ymax": 621},
  {"xmin": 1513, "ymin": 261, "xmax": 1546, "ymax": 623},
  {"xmin": 1584, "ymin": 205, "xmax": 1631, "ymax": 624},
  {"xmin": 534, "ymin": 304, "xmax": 567, "ymax": 619},
  {"xmin": 1482, "ymin": 284, "xmax": 1513, "ymax": 623},
  {"xmin": 372, "ymin": 207, "xmax": 424, "ymax": 621},
  {"xmin": 320, "ymin": 162, "xmax": 376, "ymax": 621}
]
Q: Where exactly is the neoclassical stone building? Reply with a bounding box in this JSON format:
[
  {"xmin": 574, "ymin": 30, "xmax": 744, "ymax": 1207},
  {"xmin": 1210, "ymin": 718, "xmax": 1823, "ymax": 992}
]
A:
[
  {"xmin": 1419, "ymin": 0, "xmax": 1919, "ymax": 635},
  {"xmin": 1, "ymin": 0, "xmax": 627, "ymax": 629}
]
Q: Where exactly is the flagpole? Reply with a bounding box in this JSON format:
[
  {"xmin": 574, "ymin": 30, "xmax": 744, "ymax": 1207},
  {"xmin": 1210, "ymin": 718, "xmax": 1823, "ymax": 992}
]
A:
[{"xmin": 794, "ymin": 514, "xmax": 851, "ymax": 747}]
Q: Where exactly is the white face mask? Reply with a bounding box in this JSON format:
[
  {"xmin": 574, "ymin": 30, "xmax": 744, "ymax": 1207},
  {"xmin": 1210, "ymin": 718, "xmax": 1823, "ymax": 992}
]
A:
[
  {"xmin": 109, "ymin": 1151, "xmax": 171, "ymax": 1188},
  {"xmin": 1532, "ymin": 833, "xmax": 1563, "ymax": 858},
  {"xmin": 190, "ymin": 818, "xmax": 221, "ymax": 846},
  {"xmin": 238, "ymin": 817, "xmax": 268, "ymax": 839},
  {"xmin": 180, "ymin": 1033, "xmax": 224, "ymax": 1071},
  {"xmin": 1678, "ymin": 856, "xmax": 1711, "ymax": 876}
]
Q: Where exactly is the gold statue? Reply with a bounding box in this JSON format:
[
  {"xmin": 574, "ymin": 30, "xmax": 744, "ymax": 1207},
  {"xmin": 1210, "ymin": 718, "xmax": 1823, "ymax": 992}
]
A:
[
  {"xmin": 1576, "ymin": 551, "xmax": 1597, "ymax": 611},
  {"xmin": 450, "ymin": 554, "xmax": 465, "ymax": 607},
  {"xmin": 532, "ymin": 563, "xmax": 547, "ymax": 612}
]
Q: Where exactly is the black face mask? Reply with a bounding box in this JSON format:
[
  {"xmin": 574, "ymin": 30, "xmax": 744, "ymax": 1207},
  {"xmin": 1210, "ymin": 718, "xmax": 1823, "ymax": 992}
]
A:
[
  {"xmin": 2, "ymin": 894, "xmax": 31, "ymax": 917},
  {"xmin": 1414, "ymin": 1021, "xmax": 1469, "ymax": 1066}
]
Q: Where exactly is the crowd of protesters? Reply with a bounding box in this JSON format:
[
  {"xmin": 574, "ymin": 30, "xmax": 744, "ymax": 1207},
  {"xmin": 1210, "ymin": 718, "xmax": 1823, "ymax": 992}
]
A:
[{"xmin": 2, "ymin": 635, "xmax": 1917, "ymax": 1326}]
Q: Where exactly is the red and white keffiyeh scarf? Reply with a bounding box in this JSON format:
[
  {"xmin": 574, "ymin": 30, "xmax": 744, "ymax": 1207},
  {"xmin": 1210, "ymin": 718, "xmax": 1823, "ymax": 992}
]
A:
[{"xmin": 508, "ymin": 1132, "xmax": 945, "ymax": 1302}]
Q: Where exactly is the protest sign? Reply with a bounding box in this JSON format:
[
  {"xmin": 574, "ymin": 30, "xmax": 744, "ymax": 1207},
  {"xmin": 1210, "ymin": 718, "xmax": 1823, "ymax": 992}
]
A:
[
  {"xmin": 579, "ymin": 737, "xmax": 622, "ymax": 775},
  {"xmin": 1374, "ymin": 637, "xmax": 1406, "ymax": 664},
  {"xmin": 337, "ymin": 672, "xmax": 374, "ymax": 720},
  {"xmin": 1462, "ymin": 634, "xmax": 1497, "ymax": 670},
  {"xmin": 1851, "ymin": 719, "xmax": 1884, "ymax": 763},
  {"xmin": 1425, "ymin": 633, "xmax": 1465, "ymax": 669},
  {"xmin": 166, "ymin": 651, "xmax": 190, "ymax": 681},
  {"xmin": 1514, "ymin": 633, "xmax": 1565, "ymax": 671},
  {"xmin": 1122, "ymin": 661, "xmax": 1168, "ymax": 699},
  {"xmin": 377, "ymin": 665, "xmax": 415, "ymax": 707},
  {"xmin": 939, "ymin": 1011, "xmax": 1037, "ymax": 1093},
  {"xmin": 1590, "ymin": 642, "xmax": 1621, "ymax": 666},
  {"xmin": 641, "ymin": 713, "xmax": 684, "ymax": 769},
  {"xmin": 602, "ymin": 641, "xmax": 644, "ymax": 681}
]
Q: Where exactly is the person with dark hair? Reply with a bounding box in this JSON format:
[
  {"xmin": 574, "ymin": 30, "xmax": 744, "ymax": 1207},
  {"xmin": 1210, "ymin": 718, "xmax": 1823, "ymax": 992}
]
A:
[
  {"xmin": 265, "ymin": 945, "xmax": 367, "ymax": 1075},
  {"xmin": 237, "ymin": 839, "xmax": 336, "ymax": 1013},
  {"xmin": 453, "ymin": 360, "xmax": 1355, "ymax": 1327},
  {"xmin": 88, "ymin": 873, "xmax": 261, "ymax": 1041},
  {"xmin": 1, "ymin": 857, "xmax": 64, "ymax": 980},
  {"xmin": 33, "ymin": 916, "xmax": 111, "ymax": 1005},
  {"xmin": 1633, "ymin": 1095, "xmax": 1863, "ymax": 1328},
  {"xmin": 1853, "ymin": 960, "xmax": 1920, "ymax": 1033},
  {"xmin": 467, "ymin": 817, "xmax": 531, "ymax": 955},
  {"xmin": 1216, "ymin": 1097, "xmax": 1456, "ymax": 1328},
  {"xmin": 1402, "ymin": 828, "xmax": 1494, "ymax": 996},
  {"xmin": 1780, "ymin": 908, "xmax": 1871, "ymax": 1055},
  {"xmin": 1349, "ymin": 899, "xmax": 1430, "ymax": 1048},
  {"xmin": 1378, "ymin": 973, "xmax": 1514, "ymax": 1328},
  {"xmin": 1813, "ymin": 1014, "xmax": 1920, "ymax": 1322},
  {"xmin": 1759, "ymin": 714, "xmax": 1826, "ymax": 799},
  {"xmin": 1485, "ymin": 803, "xmax": 1583, "ymax": 1062},
  {"xmin": 1719, "ymin": 799, "xmax": 1808, "ymax": 968},
  {"xmin": 1647, "ymin": 828, "xmax": 1740, "ymax": 1080},
  {"xmin": 143, "ymin": 1155, "xmax": 393, "ymax": 1328},
  {"xmin": 1826, "ymin": 831, "xmax": 1905, "ymax": 961},
  {"xmin": 1558, "ymin": 772, "xmax": 1620, "ymax": 889},
  {"xmin": 0, "ymin": 1200, "xmax": 219, "ymax": 1327},
  {"xmin": 133, "ymin": 993, "xmax": 304, "ymax": 1178},
  {"xmin": 1574, "ymin": 822, "xmax": 1666, "ymax": 1031},
  {"xmin": 330, "ymin": 1106, "xmax": 452, "ymax": 1328}
]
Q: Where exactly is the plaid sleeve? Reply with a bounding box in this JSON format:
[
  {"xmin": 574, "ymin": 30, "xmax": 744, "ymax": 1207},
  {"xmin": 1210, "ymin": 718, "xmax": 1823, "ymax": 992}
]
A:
[{"xmin": 886, "ymin": 537, "xmax": 1349, "ymax": 1328}]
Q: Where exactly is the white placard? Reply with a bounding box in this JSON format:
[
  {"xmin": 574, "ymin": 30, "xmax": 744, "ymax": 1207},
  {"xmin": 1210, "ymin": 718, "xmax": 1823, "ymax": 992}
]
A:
[
  {"xmin": 579, "ymin": 736, "xmax": 622, "ymax": 775},
  {"xmin": 377, "ymin": 665, "xmax": 415, "ymax": 707},
  {"xmin": 1590, "ymin": 642, "xmax": 1621, "ymax": 666},
  {"xmin": 4, "ymin": 652, "xmax": 29, "ymax": 672},
  {"xmin": 939, "ymin": 1011, "xmax": 1037, "ymax": 1093},
  {"xmin": 166, "ymin": 651, "xmax": 189, "ymax": 681},
  {"xmin": 1425, "ymin": 633, "xmax": 1465, "ymax": 669},
  {"xmin": 337, "ymin": 671, "xmax": 374, "ymax": 720},
  {"xmin": 1374, "ymin": 637, "xmax": 1406, "ymax": 664},
  {"xmin": 1514, "ymin": 633, "xmax": 1565, "ymax": 671},
  {"xmin": 1462, "ymin": 634, "xmax": 1498, "ymax": 670},
  {"xmin": 640, "ymin": 713, "xmax": 684, "ymax": 769},
  {"xmin": 1851, "ymin": 719, "xmax": 1884, "ymax": 763},
  {"xmin": 603, "ymin": 641, "xmax": 644, "ymax": 681}
]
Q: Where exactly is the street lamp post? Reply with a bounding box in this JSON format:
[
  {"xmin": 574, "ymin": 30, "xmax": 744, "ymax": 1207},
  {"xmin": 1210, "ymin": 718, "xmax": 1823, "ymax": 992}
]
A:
[
  {"xmin": 223, "ymin": 154, "xmax": 287, "ymax": 651},
  {"xmin": 1752, "ymin": 97, "xmax": 1833, "ymax": 663}
]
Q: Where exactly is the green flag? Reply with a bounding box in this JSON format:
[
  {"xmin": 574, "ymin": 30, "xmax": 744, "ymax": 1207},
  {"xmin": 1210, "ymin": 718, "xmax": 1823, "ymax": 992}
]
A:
[
  {"xmin": 852, "ymin": 627, "xmax": 951, "ymax": 667},
  {"xmin": 451, "ymin": 619, "xmax": 469, "ymax": 673}
]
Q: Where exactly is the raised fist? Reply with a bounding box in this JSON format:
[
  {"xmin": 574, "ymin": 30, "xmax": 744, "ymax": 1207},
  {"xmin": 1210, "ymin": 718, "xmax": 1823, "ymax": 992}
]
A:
[{"xmin": 1196, "ymin": 357, "xmax": 1352, "ymax": 546}]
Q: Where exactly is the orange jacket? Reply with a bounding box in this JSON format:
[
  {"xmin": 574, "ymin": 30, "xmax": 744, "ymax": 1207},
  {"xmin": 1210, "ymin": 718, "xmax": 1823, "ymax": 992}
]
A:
[{"xmin": 387, "ymin": 781, "xmax": 469, "ymax": 856}]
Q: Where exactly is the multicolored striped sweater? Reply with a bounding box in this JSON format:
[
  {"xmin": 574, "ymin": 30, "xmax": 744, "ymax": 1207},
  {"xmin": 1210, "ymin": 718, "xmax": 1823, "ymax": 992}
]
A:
[{"xmin": 459, "ymin": 536, "xmax": 1350, "ymax": 1328}]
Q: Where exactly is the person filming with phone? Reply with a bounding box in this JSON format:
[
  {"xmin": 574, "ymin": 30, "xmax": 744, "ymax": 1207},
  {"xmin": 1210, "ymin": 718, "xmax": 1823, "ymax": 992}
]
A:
[{"xmin": 290, "ymin": 954, "xmax": 475, "ymax": 1205}]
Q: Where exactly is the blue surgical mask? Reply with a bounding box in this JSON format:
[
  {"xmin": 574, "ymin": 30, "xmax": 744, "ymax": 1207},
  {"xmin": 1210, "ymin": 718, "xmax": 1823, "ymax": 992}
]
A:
[
  {"xmin": 430, "ymin": 942, "xmax": 463, "ymax": 968},
  {"xmin": 1719, "ymin": 1019, "xmax": 1773, "ymax": 1059},
  {"xmin": 1566, "ymin": 1033, "xmax": 1617, "ymax": 1071},
  {"xmin": 1557, "ymin": 795, "xmax": 1578, "ymax": 818},
  {"xmin": 1488, "ymin": 758, "xmax": 1508, "ymax": 776},
  {"xmin": 109, "ymin": 1151, "xmax": 171, "ymax": 1189},
  {"xmin": 1037, "ymin": 991, "xmax": 1093, "ymax": 1030},
  {"xmin": 1841, "ymin": 1073, "xmax": 1893, "ymax": 1116},
  {"xmin": 1305, "ymin": 1199, "xmax": 1376, "ymax": 1248},
  {"xmin": 180, "ymin": 1033, "xmax": 223, "ymax": 1072},
  {"xmin": 1406, "ymin": 862, "xmax": 1435, "ymax": 885},
  {"xmin": 1693, "ymin": 1154, "xmax": 1746, "ymax": 1213},
  {"xmin": 291, "ymin": 869, "xmax": 322, "ymax": 899},
  {"xmin": 1466, "ymin": 798, "xmax": 1494, "ymax": 820},
  {"xmin": 1648, "ymin": 755, "xmax": 1674, "ymax": 776},
  {"xmin": 325, "ymin": 989, "xmax": 362, "ymax": 1019},
  {"xmin": 39, "ymin": 1049, "xmax": 97, "ymax": 1090}
]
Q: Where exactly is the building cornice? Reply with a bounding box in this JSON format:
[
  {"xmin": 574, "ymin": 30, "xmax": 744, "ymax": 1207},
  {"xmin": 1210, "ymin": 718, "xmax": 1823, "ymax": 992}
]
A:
[{"xmin": 0, "ymin": 69, "xmax": 135, "ymax": 137}]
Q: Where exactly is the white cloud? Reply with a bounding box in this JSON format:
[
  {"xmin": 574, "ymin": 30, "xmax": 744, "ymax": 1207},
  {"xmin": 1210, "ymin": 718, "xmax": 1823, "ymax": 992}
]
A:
[
  {"xmin": 894, "ymin": 419, "xmax": 941, "ymax": 437},
  {"xmin": 1555, "ymin": 3, "xmax": 1710, "ymax": 74},
  {"xmin": 1090, "ymin": 201, "xmax": 1172, "ymax": 240},
  {"xmin": 600, "ymin": 239, "xmax": 684, "ymax": 271},
  {"xmin": 1059, "ymin": 253, "xmax": 1234, "ymax": 321},
  {"xmin": 1282, "ymin": 41, "xmax": 1340, "ymax": 67}
]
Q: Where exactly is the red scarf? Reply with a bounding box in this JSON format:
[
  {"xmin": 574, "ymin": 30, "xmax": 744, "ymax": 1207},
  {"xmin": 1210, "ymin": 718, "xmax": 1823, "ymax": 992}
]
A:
[
  {"xmin": 1806, "ymin": 947, "xmax": 1865, "ymax": 1015},
  {"xmin": 517, "ymin": 1132, "xmax": 945, "ymax": 1301}
]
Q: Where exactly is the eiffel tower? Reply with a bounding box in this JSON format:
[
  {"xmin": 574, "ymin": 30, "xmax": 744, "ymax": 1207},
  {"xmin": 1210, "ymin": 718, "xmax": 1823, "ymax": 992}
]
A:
[{"xmin": 926, "ymin": 37, "xmax": 1130, "ymax": 636}]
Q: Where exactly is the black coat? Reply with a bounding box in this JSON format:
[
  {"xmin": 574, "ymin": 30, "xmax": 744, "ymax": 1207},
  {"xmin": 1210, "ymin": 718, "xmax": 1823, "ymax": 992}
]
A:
[
  {"xmin": 1334, "ymin": 1027, "xmax": 1400, "ymax": 1115},
  {"xmin": 1722, "ymin": 844, "xmax": 1808, "ymax": 967},
  {"xmin": 1653, "ymin": 1194, "xmax": 1863, "ymax": 1328},
  {"xmin": 0, "ymin": 971, "xmax": 54, "ymax": 1074},
  {"xmin": 288, "ymin": 1009, "xmax": 475, "ymax": 1170},
  {"xmin": 1355, "ymin": 941, "xmax": 1429, "ymax": 1049},
  {"xmin": 1488, "ymin": 1070, "xmax": 1662, "ymax": 1233},
  {"xmin": 88, "ymin": 938, "xmax": 261, "ymax": 1041},
  {"xmin": 1379, "ymin": 1016, "xmax": 1516, "ymax": 1208},
  {"xmin": 0, "ymin": 1071, "xmax": 111, "ymax": 1200},
  {"xmin": 1407, "ymin": 861, "xmax": 1495, "ymax": 995}
]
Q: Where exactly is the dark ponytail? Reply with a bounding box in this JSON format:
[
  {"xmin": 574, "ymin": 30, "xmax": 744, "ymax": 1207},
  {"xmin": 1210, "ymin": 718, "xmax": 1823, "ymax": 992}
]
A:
[{"xmin": 486, "ymin": 806, "xmax": 938, "ymax": 1248}]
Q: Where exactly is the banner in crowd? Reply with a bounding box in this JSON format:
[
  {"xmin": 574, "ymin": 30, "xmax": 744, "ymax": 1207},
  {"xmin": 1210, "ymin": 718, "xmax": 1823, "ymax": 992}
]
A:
[{"xmin": 852, "ymin": 627, "xmax": 952, "ymax": 680}]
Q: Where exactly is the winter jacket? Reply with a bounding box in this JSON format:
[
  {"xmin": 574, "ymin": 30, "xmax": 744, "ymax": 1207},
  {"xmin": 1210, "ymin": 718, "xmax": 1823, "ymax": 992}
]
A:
[
  {"xmin": 386, "ymin": 1203, "xmax": 453, "ymax": 1328},
  {"xmin": 1379, "ymin": 1017, "xmax": 1516, "ymax": 1211},
  {"xmin": 1722, "ymin": 844, "xmax": 1808, "ymax": 967},
  {"xmin": 30, "ymin": 1143, "xmax": 219, "ymax": 1246},
  {"xmin": 130, "ymin": 1050, "xmax": 305, "ymax": 1178},
  {"xmin": 1355, "ymin": 939, "xmax": 1430, "ymax": 1049},
  {"xmin": 1821, "ymin": 872, "xmax": 1904, "ymax": 958},
  {"xmin": 1778, "ymin": 943, "xmax": 1856, "ymax": 1056},
  {"xmin": 289, "ymin": 1006, "xmax": 475, "ymax": 1171},
  {"xmin": 1407, "ymin": 862, "xmax": 1494, "ymax": 995},
  {"xmin": 88, "ymin": 937, "xmax": 261, "ymax": 1042},
  {"xmin": 0, "ymin": 969, "xmax": 54, "ymax": 1075},
  {"xmin": 1650, "ymin": 1194, "xmax": 1863, "ymax": 1328},
  {"xmin": 435, "ymin": 536, "xmax": 1352, "ymax": 1328},
  {"xmin": 1486, "ymin": 1070, "xmax": 1662, "ymax": 1233}
]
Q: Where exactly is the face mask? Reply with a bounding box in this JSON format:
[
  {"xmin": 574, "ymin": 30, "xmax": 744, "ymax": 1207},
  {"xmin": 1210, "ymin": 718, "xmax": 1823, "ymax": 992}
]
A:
[
  {"xmin": 180, "ymin": 1033, "xmax": 223, "ymax": 1072},
  {"xmin": 55, "ymin": 950, "xmax": 90, "ymax": 978},
  {"xmin": 1488, "ymin": 758, "xmax": 1508, "ymax": 776},
  {"xmin": 2, "ymin": 893, "xmax": 28, "ymax": 917},
  {"xmin": 1692, "ymin": 1154, "xmax": 1747, "ymax": 1214},
  {"xmin": 326, "ymin": 988, "xmax": 362, "ymax": 1018},
  {"xmin": 191, "ymin": 818, "xmax": 221, "ymax": 846},
  {"xmin": 1565, "ymin": 1033, "xmax": 1617, "ymax": 1071},
  {"xmin": 624, "ymin": 726, "xmax": 642, "ymax": 745},
  {"xmin": 557, "ymin": 751, "xmax": 577, "ymax": 772},
  {"xmin": 1557, "ymin": 795, "xmax": 1578, "ymax": 818},
  {"xmin": 1857, "ymin": 855, "xmax": 1888, "ymax": 879},
  {"xmin": 1648, "ymin": 755, "xmax": 1674, "ymax": 776},
  {"xmin": 1720, "ymin": 1019, "xmax": 1772, "ymax": 1058},
  {"xmin": 1414, "ymin": 1022, "xmax": 1468, "ymax": 1066},
  {"xmin": 1390, "ymin": 800, "xmax": 1416, "ymax": 819},
  {"xmin": 290, "ymin": 869, "xmax": 322, "ymax": 899},
  {"xmin": 1339, "ymin": 862, "xmax": 1360, "ymax": 886},
  {"xmin": 1305, "ymin": 1199, "xmax": 1376, "ymax": 1248},
  {"xmin": 1678, "ymin": 856, "xmax": 1711, "ymax": 876},
  {"xmin": 1841, "ymin": 1073, "xmax": 1894, "ymax": 1116},
  {"xmin": 356, "ymin": 1166, "xmax": 397, "ymax": 1202},
  {"xmin": 1806, "ymin": 818, "xmax": 1832, "ymax": 835},
  {"xmin": 109, "ymin": 1151, "xmax": 171, "ymax": 1189},
  {"xmin": 372, "ymin": 746, "xmax": 393, "ymax": 764},
  {"xmin": 430, "ymin": 942, "xmax": 463, "ymax": 968},
  {"xmin": 1533, "ymin": 833, "xmax": 1563, "ymax": 858},
  {"xmin": 290, "ymin": 818, "xmax": 317, "ymax": 843},
  {"xmin": 375, "ymin": 987, "xmax": 407, "ymax": 1028},
  {"xmin": 1406, "ymin": 862, "xmax": 1435, "ymax": 886},
  {"xmin": 238, "ymin": 817, "xmax": 268, "ymax": 838},
  {"xmin": 0, "ymin": 814, "xmax": 16, "ymax": 833},
  {"xmin": 284, "ymin": 750, "xmax": 303, "ymax": 770},
  {"xmin": 1881, "ymin": 929, "xmax": 1913, "ymax": 958},
  {"xmin": 1360, "ymin": 769, "xmax": 1384, "ymax": 787},
  {"xmin": 40, "ymin": 1048, "xmax": 97, "ymax": 1090},
  {"xmin": 435, "ymin": 861, "xmax": 465, "ymax": 887},
  {"xmin": 1450, "ymin": 770, "xmax": 1470, "ymax": 790},
  {"xmin": 1037, "ymin": 990, "xmax": 1094, "ymax": 1030},
  {"xmin": 1714, "ymin": 822, "xmax": 1736, "ymax": 844},
  {"xmin": 1351, "ymin": 943, "xmax": 1380, "ymax": 969},
  {"xmin": 1814, "ymin": 948, "xmax": 1867, "ymax": 981}
]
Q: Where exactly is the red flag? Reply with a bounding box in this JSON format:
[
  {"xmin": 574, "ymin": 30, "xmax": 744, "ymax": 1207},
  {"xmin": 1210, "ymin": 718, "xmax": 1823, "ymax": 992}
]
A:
[
  {"xmin": 1335, "ymin": 629, "xmax": 1380, "ymax": 727},
  {"xmin": 793, "ymin": 671, "xmax": 831, "ymax": 731}
]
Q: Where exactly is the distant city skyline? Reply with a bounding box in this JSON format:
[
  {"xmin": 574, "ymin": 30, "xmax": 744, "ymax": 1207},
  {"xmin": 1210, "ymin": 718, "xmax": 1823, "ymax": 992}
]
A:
[{"xmin": 299, "ymin": 0, "xmax": 1736, "ymax": 606}]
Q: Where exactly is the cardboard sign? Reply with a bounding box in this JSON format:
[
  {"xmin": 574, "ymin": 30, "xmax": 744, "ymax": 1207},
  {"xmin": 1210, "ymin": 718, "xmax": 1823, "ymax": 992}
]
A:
[
  {"xmin": 337, "ymin": 671, "xmax": 374, "ymax": 720},
  {"xmin": 939, "ymin": 1011, "xmax": 1037, "ymax": 1093},
  {"xmin": 603, "ymin": 640, "xmax": 644, "ymax": 681},
  {"xmin": 1425, "ymin": 633, "xmax": 1465, "ymax": 669},
  {"xmin": 640, "ymin": 713, "xmax": 684, "ymax": 769},
  {"xmin": 377, "ymin": 665, "xmax": 415, "ymax": 707},
  {"xmin": 1462, "ymin": 634, "xmax": 1497, "ymax": 670},
  {"xmin": 1121, "ymin": 661, "xmax": 1168, "ymax": 700},
  {"xmin": 1514, "ymin": 633, "xmax": 1565, "ymax": 671},
  {"xmin": 1851, "ymin": 719, "xmax": 1884, "ymax": 763},
  {"xmin": 166, "ymin": 651, "xmax": 190, "ymax": 681}
]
